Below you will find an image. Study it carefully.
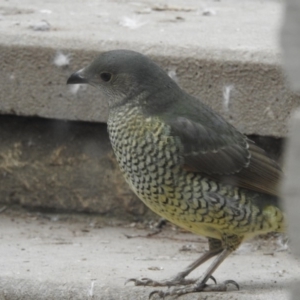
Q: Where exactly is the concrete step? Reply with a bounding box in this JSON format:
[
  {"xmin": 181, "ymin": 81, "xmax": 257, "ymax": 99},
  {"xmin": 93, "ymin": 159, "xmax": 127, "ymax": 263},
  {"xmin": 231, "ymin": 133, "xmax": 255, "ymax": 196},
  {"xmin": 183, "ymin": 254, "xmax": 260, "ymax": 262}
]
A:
[
  {"xmin": 0, "ymin": 208, "xmax": 298, "ymax": 300},
  {"xmin": 0, "ymin": 0, "xmax": 298, "ymax": 136}
]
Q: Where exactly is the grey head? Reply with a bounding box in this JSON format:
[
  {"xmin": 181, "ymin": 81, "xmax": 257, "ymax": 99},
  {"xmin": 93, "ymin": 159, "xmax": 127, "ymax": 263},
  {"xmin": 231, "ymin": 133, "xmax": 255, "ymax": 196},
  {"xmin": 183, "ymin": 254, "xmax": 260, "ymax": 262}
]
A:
[{"xmin": 67, "ymin": 49, "xmax": 181, "ymax": 111}]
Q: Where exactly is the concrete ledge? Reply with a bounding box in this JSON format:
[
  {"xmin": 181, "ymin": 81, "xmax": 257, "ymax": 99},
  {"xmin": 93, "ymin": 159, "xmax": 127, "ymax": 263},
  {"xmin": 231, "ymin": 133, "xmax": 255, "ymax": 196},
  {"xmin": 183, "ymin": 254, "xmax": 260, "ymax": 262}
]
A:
[
  {"xmin": 0, "ymin": 0, "xmax": 299, "ymax": 136},
  {"xmin": 0, "ymin": 209, "xmax": 298, "ymax": 300}
]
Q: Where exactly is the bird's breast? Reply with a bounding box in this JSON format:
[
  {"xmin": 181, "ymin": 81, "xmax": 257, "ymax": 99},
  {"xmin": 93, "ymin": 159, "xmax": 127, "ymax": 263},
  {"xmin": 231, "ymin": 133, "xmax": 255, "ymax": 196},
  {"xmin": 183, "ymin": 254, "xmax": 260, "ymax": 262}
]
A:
[
  {"xmin": 107, "ymin": 107, "xmax": 216, "ymax": 235},
  {"xmin": 107, "ymin": 107, "xmax": 183, "ymax": 192},
  {"xmin": 107, "ymin": 107, "xmax": 285, "ymax": 239}
]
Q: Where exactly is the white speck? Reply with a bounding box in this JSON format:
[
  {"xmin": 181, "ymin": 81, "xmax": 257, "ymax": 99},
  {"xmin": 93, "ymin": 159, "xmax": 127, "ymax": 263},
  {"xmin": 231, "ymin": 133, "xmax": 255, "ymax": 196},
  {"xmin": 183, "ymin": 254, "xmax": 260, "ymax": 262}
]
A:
[
  {"xmin": 222, "ymin": 85, "xmax": 234, "ymax": 112},
  {"xmin": 40, "ymin": 9, "xmax": 52, "ymax": 14},
  {"xmin": 30, "ymin": 20, "xmax": 51, "ymax": 31},
  {"xmin": 10, "ymin": 74, "xmax": 15, "ymax": 80},
  {"xmin": 88, "ymin": 280, "xmax": 96, "ymax": 297},
  {"xmin": 119, "ymin": 16, "xmax": 147, "ymax": 29},
  {"xmin": 53, "ymin": 51, "xmax": 71, "ymax": 67},
  {"xmin": 202, "ymin": 8, "xmax": 216, "ymax": 16},
  {"xmin": 69, "ymin": 84, "xmax": 81, "ymax": 95},
  {"xmin": 276, "ymin": 235, "xmax": 289, "ymax": 252},
  {"xmin": 69, "ymin": 84, "xmax": 87, "ymax": 95},
  {"xmin": 168, "ymin": 69, "xmax": 179, "ymax": 83},
  {"xmin": 263, "ymin": 107, "xmax": 275, "ymax": 120}
]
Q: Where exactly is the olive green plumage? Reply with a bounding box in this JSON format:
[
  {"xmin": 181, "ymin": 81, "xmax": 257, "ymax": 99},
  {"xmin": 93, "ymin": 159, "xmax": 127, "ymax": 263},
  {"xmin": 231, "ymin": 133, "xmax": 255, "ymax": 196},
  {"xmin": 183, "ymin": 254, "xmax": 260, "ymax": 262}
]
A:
[{"xmin": 67, "ymin": 50, "xmax": 285, "ymax": 297}]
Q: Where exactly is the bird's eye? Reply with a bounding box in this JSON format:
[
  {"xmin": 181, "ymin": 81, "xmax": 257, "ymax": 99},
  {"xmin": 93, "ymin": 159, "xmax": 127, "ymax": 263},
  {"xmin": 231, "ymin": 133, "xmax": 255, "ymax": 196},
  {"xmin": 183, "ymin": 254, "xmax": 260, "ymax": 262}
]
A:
[{"xmin": 100, "ymin": 72, "xmax": 112, "ymax": 82}]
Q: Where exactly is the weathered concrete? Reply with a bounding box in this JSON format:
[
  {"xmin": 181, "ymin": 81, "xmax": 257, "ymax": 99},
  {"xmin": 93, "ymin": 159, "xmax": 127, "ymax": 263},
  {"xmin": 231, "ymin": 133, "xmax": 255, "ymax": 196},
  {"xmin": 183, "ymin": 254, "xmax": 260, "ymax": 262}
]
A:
[
  {"xmin": 0, "ymin": 209, "xmax": 297, "ymax": 300},
  {"xmin": 0, "ymin": 0, "xmax": 299, "ymax": 136},
  {"xmin": 281, "ymin": 0, "xmax": 300, "ymax": 93},
  {"xmin": 0, "ymin": 115, "xmax": 150, "ymax": 218}
]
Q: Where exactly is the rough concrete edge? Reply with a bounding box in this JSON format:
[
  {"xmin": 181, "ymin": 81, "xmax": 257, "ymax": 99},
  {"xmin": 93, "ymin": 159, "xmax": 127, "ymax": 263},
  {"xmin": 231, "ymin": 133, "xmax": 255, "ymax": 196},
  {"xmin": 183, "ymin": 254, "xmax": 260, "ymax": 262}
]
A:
[
  {"xmin": 0, "ymin": 32, "xmax": 281, "ymax": 66},
  {"xmin": 281, "ymin": 0, "xmax": 300, "ymax": 92}
]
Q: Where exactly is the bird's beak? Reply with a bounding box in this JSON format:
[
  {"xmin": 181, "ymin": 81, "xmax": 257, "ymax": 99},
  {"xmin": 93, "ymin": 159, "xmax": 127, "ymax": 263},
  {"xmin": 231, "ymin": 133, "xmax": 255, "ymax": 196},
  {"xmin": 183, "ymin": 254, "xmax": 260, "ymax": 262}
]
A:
[{"xmin": 67, "ymin": 69, "xmax": 89, "ymax": 85}]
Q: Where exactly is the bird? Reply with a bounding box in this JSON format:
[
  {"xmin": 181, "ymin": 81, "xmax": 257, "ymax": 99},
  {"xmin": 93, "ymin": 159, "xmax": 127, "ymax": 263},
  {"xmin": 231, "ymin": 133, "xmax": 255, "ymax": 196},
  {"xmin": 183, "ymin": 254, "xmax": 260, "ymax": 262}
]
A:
[{"xmin": 67, "ymin": 49, "xmax": 285, "ymax": 298}]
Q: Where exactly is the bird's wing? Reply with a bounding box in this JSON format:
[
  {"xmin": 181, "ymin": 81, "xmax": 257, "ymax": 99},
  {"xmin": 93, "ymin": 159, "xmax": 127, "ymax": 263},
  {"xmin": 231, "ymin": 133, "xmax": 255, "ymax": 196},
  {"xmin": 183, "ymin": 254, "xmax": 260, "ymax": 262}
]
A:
[{"xmin": 164, "ymin": 98, "xmax": 281, "ymax": 197}]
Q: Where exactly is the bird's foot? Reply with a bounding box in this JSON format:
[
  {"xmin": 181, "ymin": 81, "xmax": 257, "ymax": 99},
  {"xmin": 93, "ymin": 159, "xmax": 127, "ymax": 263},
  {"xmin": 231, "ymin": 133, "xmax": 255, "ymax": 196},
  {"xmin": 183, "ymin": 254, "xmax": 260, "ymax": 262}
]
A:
[
  {"xmin": 125, "ymin": 276, "xmax": 196, "ymax": 287},
  {"xmin": 149, "ymin": 280, "xmax": 239, "ymax": 299},
  {"xmin": 125, "ymin": 275, "xmax": 216, "ymax": 288}
]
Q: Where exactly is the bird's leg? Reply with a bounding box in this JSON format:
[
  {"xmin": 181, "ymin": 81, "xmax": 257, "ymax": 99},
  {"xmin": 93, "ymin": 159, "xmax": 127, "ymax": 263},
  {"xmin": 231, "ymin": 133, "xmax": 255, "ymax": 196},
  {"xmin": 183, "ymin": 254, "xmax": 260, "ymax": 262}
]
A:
[
  {"xmin": 149, "ymin": 234, "xmax": 242, "ymax": 298},
  {"xmin": 126, "ymin": 238, "xmax": 223, "ymax": 287}
]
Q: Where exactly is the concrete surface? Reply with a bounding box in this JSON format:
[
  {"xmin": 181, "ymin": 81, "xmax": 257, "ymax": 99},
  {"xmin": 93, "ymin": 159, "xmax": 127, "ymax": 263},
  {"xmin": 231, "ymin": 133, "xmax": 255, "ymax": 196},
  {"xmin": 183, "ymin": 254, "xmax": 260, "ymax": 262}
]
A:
[
  {"xmin": 0, "ymin": 208, "xmax": 298, "ymax": 300},
  {"xmin": 0, "ymin": 115, "xmax": 149, "ymax": 217},
  {"xmin": 0, "ymin": 0, "xmax": 299, "ymax": 136},
  {"xmin": 281, "ymin": 0, "xmax": 300, "ymax": 92},
  {"xmin": 281, "ymin": 1, "xmax": 300, "ymax": 299}
]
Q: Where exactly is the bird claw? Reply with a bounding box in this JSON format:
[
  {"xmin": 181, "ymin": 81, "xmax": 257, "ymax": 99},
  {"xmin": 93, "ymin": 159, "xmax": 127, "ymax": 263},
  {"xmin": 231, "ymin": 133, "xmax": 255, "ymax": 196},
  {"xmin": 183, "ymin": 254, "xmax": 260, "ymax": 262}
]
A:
[
  {"xmin": 199, "ymin": 279, "xmax": 239, "ymax": 292},
  {"xmin": 148, "ymin": 279, "xmax": 239, "ymax": 299},
  {"xmin": 149, "ymin": 289, "xmax": 171, "ymax": 299},
  {"xmin": 209, "ymin": 275, "xmax": 217, "ymax": 284},
  {"xmin": 224, "ymin": 279, "xmax": 240, "ymax": 290},
  {"xmin": 125, "ymin": 277, "xmax": 156, "ymax": 286},
  {"xmin": 124, "ymin": 278, "xmax": 135, "ymax": 286},
  {"xmin": 125, "ymin": 276, "xmax": 197, "ymax": 287}
]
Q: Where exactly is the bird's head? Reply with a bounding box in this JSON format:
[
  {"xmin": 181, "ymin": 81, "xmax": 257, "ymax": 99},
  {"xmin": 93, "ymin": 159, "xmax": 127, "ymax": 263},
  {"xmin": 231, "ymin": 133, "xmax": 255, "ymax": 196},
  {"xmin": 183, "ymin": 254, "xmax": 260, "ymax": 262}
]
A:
[{"xmin": 67, "ymin": 49, "xmax": 179, "ymax": 110}]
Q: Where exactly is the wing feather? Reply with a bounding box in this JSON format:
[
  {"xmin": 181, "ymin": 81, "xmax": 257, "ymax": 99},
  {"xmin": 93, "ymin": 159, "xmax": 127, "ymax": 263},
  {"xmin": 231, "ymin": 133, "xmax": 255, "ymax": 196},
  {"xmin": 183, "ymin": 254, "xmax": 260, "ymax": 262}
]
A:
[{"xmin": 162, "ymin": 96, "xmax": 282, "ymax": 197}]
